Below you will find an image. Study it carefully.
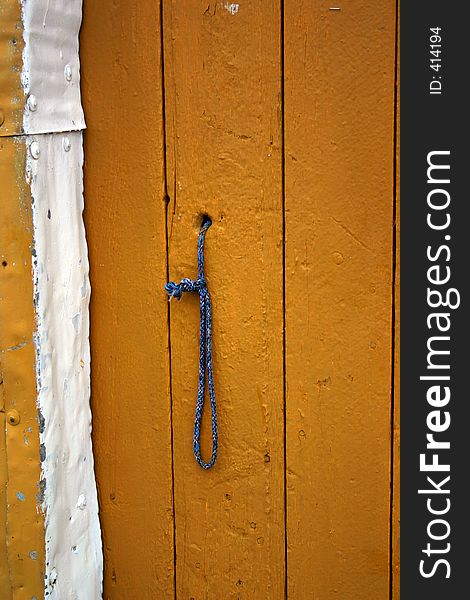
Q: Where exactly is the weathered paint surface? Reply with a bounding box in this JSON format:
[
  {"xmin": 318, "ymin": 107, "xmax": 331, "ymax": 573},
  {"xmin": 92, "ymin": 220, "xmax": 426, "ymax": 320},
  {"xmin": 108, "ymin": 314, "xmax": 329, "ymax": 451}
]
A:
[
  {"xmin": 0, "ymin": 0, "xmax": 84, "ymax": 137},
  {"xmin": 80, "ymin": 1, "xmax": 399, "ymax": 598},
  {"xmin": 21, "ymin": 0, "xmax": 85, "ymax": 135},
  {"xmin": 0, "ymin": 137, "xmax": 44, "ymax": 599},
  {"xmin": 80, "ymin": 1, "xmax": 175, "ymax": 597},
  {"xmin": 1, "ymin": 0, "xmax": 102, "ymax": 597},
  {"xmin": 29, "ymin": 132, "xmax": 102, "ymax": 599},
  {"xmin": 284, "ymin": 1, "xmax": 397, "ymax": 597}
]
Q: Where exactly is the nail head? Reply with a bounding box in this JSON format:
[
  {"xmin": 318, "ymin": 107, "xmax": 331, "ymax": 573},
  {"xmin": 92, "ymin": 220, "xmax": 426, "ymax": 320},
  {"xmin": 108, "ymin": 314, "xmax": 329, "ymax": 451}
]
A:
[
  {"xmin": 27, "ymin": 94, "xmax": 38, "ymax": 112},
  {"xmin": 7, "ymin": 409, "xmax": 20, "ymax": 426},
  {"xmin": 30, "ymin": 141, "xmax": 40, "ymax": 160}
]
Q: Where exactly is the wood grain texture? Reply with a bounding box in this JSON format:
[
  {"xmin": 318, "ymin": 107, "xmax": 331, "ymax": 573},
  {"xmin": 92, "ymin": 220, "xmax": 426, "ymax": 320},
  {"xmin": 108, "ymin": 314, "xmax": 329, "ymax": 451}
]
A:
[
  {"xmin": 80, "ymin": 2, "xmax": 175, "ymax": 598},
  {"xmin": 284, "ymin": 1, "xmax": 397, "ymax": 598},
  {"xmin": 163, "ymin": 1, "xmax": 285, "ymax": 597}
]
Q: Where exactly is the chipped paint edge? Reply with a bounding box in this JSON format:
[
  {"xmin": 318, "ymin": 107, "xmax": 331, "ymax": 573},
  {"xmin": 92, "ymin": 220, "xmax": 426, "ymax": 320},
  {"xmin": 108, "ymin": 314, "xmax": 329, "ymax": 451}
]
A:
[{"xmin": 27, "ymin": 132, "xmax": 103, "ymax": 599}]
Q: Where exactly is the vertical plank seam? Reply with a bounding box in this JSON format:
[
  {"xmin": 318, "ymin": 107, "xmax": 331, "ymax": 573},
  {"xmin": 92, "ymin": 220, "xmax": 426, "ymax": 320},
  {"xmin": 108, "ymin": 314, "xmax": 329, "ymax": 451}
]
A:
[
  {"xmin": 389, "ymin": 1, "xmax": 400, "ymax": 598},
  {"xmin": 160, "ymin": 0, "xmax": 177, "ymax": 596},
  {"xmin": 280, "ymin": 0, "xmax": 288, "ymax": 598}
]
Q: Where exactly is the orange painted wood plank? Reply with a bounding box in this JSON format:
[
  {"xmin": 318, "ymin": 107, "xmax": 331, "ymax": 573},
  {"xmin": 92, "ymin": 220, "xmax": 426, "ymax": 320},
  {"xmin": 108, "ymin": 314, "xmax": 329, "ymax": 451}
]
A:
[
  {"xmin": 0, "ymin": 378, "xmax": 7, "ymax": 595},
  {"xmin": 2, "ymin": 5, "xmax": 45, "ymax": 594},
  {"xmin": 284, "ymin": 1, "xmax": 397, "ymax": 598},
  {"xmin": 80, "ymin": 2, "xmax": 175, "ymax": 598},
  {"xmin": 0, "ymin": 0, "xmax": 24, "ymax": 136},
  {"xmin": 0, "ymin": 6, "xmax": 21, "ymax": 590},
  {"xmin": 0, "ymin": 411, "xmax": 7, "ymax": 595},
  {"xmin": 163, "ymin": 1, "xmax": 285, "ymax": 597},
  {"xmin": 0, "ymin": 137, "xmax": 45, "ymax": 599}
]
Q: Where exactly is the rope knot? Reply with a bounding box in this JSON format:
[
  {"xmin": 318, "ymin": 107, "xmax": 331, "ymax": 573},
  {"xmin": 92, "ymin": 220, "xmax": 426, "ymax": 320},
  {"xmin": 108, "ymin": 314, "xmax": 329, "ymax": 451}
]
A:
[{"xmin": 164, "ymin": 277, "xmax": 206, "ymax": 300}]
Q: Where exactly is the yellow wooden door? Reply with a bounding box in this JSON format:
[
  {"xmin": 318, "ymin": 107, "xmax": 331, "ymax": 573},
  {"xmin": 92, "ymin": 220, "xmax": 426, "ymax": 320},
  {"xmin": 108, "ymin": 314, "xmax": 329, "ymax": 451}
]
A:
[{"xmin": 80, "ymin": 1, "xmax": 399, "ymax": 598}]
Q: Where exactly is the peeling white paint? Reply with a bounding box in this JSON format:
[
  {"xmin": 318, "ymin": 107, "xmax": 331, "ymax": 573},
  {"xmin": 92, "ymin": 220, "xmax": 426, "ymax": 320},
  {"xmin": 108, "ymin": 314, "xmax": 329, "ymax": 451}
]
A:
[
  {"xmin": 18, "ymin": 1, "xmax": 102, "ymax": 596},
  {"xmin": 225, "ymin": 2, "xmax": 240, "ymax": 15},
  {"xmin": 21, "ymin": 0, "xmax": 85, "ymax": 134},
  {"xmin": 28, "ymin": 132, "xmax": 103, "ymax": 599}
]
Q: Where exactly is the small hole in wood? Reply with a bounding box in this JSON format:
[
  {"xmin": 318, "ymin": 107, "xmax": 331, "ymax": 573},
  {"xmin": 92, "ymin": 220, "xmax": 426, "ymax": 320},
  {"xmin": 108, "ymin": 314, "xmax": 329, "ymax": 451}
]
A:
[{"xmin": 197, "ymin": 213, "xmax": 212, "ymax": 230}]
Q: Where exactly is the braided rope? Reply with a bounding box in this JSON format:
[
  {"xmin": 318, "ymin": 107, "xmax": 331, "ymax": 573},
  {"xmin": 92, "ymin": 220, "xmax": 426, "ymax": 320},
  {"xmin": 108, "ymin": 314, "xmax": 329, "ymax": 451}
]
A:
[{"xmin": 164, "ymin": 219, "xmax": 218, "ymax": 469}]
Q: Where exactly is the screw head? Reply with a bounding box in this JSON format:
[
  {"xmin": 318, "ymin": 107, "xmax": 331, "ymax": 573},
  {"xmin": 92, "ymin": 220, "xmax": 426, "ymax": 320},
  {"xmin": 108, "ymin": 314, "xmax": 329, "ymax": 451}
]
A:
[
  {"xmin": 27, "ymin": 94, "xmax": 38, "ymax": 112},
  {"xmin": 7, "ymin": 409, "xmax": 20, "ymax": 426},
  {"xmin": 63, "ymin": 136, "xmax": 71, "ymax": 152},
  {"xmin": 64, "ymin": 64, "xmax": 72, "ymax": 82},
  {"xmin": 30, "ymin": 141, "xmax": 40, "ymax": 160}
]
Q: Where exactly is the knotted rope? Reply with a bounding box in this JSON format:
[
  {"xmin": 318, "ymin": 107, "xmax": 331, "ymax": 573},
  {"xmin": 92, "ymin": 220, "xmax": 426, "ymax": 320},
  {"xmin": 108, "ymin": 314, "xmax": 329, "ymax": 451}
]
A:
[{"xmin": 164, "ymin": 218, "xmax": 218, "ymax": 469}]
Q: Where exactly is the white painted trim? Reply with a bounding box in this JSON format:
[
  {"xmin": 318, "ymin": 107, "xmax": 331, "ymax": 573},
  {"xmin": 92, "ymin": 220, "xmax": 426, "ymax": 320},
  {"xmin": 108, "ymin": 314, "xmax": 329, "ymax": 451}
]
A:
[
  {"xmin": 19, "ymin": 1, "xmax": 103, "ymax": 597},
  {"xmin": 28, "ymin": 133, "xmax": 102, "ymax": 599},
  {"xmin": 22, "ymin": 0, "xmax": 86, "ymax": 134}
]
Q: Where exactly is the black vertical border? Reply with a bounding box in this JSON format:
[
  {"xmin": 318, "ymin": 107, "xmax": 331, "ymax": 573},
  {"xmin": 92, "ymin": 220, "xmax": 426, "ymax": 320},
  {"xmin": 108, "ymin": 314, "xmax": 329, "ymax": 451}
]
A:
[{"xmin": 401, "ymin": 2, "xmax": 467, "ymax": 597}]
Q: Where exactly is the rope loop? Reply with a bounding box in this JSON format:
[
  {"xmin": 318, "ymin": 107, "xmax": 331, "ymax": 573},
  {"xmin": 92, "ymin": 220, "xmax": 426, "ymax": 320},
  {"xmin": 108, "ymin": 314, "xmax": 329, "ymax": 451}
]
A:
[{"xmin": 165, "ymin": 218, "xmax": 218, "ymax": 469}]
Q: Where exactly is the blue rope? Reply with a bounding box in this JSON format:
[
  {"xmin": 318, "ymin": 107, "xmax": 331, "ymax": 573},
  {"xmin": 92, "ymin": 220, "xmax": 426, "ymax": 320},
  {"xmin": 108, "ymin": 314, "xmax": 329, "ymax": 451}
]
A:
[{"xmin": 164, "ymin": 219, "xmax": 218, "ymax": 469}]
